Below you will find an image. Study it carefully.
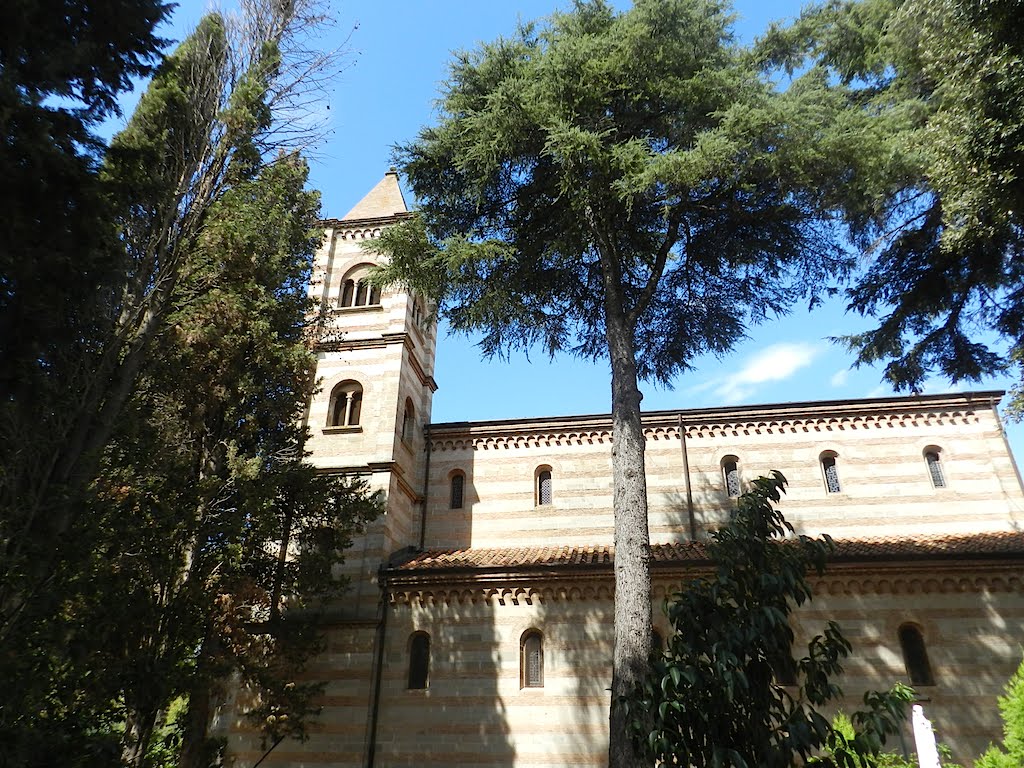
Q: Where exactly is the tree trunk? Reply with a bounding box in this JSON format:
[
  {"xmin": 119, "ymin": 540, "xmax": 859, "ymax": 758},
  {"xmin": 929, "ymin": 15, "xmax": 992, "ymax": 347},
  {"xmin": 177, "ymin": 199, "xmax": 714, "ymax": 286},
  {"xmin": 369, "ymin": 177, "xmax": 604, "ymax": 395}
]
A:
[
  {"xmin": 179, "ymin": 675, "xmax": 214, "ymax": 768},
  {"xmin": 122, "ymin": 704, "xmax": 160, "ymax": 768},
  {"xmin": 604, "ymin": 299, "xmax": 652, "ymax": 768}
]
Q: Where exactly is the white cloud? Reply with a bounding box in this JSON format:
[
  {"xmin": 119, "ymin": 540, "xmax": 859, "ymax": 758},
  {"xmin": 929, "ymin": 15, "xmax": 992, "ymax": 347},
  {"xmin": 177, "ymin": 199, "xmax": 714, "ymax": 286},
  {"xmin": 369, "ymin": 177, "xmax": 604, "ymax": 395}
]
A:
[
  {"xmin": 711, "ymin": 342, "xmax": 820, "ymax": 404},
  {"xmin": 830, "ymin": 368, "xmax": 849, "ymax": 388}
]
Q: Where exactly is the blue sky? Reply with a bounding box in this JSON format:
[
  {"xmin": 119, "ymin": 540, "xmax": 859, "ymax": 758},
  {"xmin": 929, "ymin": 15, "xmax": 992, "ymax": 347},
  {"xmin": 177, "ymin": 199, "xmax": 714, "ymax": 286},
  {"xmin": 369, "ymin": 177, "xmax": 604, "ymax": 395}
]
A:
[{"xmin": 151, "ymin": 1, "xmax": 1024, "ymax": 459}]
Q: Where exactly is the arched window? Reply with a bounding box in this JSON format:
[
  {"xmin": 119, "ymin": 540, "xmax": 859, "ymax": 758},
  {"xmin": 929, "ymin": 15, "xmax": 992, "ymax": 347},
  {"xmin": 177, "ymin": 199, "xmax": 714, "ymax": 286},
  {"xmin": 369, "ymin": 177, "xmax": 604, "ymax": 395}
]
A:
[
  {"xmin": 721, "ymin": 455, "xmax": 740, "ymax": 498},
  {"xmin": 408, "ymin": 632, "xmax": 430, "ymax": 689},
  {"xmin": 536, "ymin": 467, "xmax": 553, "ymax": 506},
  {"xmin": 401, "ymin": 398, "xmax": 415, "ymax": 442},
  {"xmin": 925, "ymin": 447, "xmax": 946, "ymax": 488},
  {"xmin": 898, "ymin": 624, "xmax": 934, "ymax": 686},
  {"xmin": 328, "ymin": 381, "xmax": 363, "ymax": 427},
  {"xmin": 450, "ymin": 472, "xmax": 465, "ymax": 510},
  {"xmin": 651, "ymin": 629, "xmax": 664, "ymax": 654},
  {"xmin": 820, "ymin": 451, "xmax": 841, "ymax": 493},
  {"xmin": 338, "ymin": 264, "xmax": 382, "ymax": 308},
  {"xmin": 521, "ymin": 630, "xmax": 544, "ymax": 688},
  {"xmin": 341, "ymin": 279, "xmax": 354, "ymax": 307},
  {"xmin": 774, "ymin": 646, "xmax": 798, "ymax": 686}
]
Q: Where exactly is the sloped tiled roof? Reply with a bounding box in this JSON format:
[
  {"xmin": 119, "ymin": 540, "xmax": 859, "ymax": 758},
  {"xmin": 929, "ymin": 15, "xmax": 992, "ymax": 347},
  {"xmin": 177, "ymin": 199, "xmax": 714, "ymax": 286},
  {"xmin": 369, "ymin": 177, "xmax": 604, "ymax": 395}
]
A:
[
  {"xmin": 388, "ymin": 532, "xmax": 1024, "ymax": 574},
  {"xmin": 826, "ymin": 531, "xmax": 1024, "ymax": 560}
]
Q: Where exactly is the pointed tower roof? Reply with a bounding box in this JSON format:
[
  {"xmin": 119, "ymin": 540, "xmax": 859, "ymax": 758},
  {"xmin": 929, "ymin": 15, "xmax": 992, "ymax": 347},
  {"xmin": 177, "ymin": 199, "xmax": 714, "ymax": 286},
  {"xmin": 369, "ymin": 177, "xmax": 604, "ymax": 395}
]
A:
[{"xmin": 341, "ymin": 169, "xmax": 407, "ymax": 221}]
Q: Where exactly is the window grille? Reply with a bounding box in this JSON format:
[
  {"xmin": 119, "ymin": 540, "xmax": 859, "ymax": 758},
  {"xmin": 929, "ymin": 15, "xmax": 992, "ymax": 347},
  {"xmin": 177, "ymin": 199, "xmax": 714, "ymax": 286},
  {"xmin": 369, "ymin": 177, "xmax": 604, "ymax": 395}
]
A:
[
  {"xmin": 926, "ymin": 451, "xmax": 946, "ymax": 488},
  {"xmin": 522, "ymin": 632, "xmax": 543, "ymax": 688},
  {"xmin": 537, "ymin": 470, "xmax": 552, "ymax": 506},
  {"xmin": 821, "ymin": 456, "xmax": 841, "ymax": 493},
  {"xmin": 408, "ymin": 633, "xmax": 430, "ymax": 689},
  {"xmin": 450, "ymin": 474, "xmax": 464, "ymax": 510},
  {"xmin": 723, "ymin": 459, "xmax": 740, "ymax": 498}
]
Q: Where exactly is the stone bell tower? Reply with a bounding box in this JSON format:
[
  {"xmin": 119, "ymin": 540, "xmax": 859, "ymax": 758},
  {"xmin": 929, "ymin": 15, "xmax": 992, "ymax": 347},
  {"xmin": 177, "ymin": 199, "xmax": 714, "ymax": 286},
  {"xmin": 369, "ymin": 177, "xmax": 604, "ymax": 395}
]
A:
[{"xmin": 304, "ymin": 170, "xmax": 437, "ymax": 618}]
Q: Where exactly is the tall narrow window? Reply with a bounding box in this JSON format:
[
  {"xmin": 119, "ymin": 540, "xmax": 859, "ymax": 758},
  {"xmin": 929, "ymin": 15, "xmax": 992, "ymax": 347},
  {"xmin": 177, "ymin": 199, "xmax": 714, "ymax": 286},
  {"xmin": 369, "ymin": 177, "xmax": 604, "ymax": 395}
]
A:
[
  {"xmin": 340, "ymin": 279, "xmax": 355, "ymax": 307},
  {"xmin": 925, "ymin": 449, "xmax": 946, "ymax": 488},
  {"xmin": 354, "ymin": 280, "xmax": 368, "ymax": 306},
  {"xmin": 537, "ymin": 468, "xmax": 553, "ymax": 506},
  {"xmin": 401, "ymin": 399, "xmax": 415, "ymax": 442},
  {"xmin": 820, "ymin": 452, "xmax": 841, "ymax": 493},
  {"xmin": 651, "ymin": 629, "xmax": 664, "ymax": 654},
  {"xmin": 450, "ymin": 473, "xmax": 465, "ymax": 510},
  {"xmin": 408, "ymin": 632, "xmax": 430, "ymax": 689},
  {"xmin": 722, "ymin": 456, "xmax": 740, "ymax": 498},
  {"xmin": 521, "ymin": 630, "xmax": 544, "ymax": 688},
  {"xmin": 898, "ymin": 624, "xmax": 934, "ymax": 686},
  {"xmin": 774, "ymin": 645, "xmax": 798, "ymax": 686},
  {"xmin": 328, "ymin": 381, "xmax": 363, "ymax": 427}
]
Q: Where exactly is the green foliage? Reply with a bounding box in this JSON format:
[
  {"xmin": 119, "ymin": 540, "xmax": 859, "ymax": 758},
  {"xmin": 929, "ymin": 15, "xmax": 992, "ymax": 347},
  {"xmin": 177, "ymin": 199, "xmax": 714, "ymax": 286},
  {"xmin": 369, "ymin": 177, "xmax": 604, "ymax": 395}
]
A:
[
  {"xmin": 371, "ymin": 0, "xmax": 859, "ymax": 382},
  {"xmin": 0, "ymin": 0, "xmax": 170, "ymax": 452},
  {"xmin": 0, "ymin": 6, "xmax": 378, "ymax": 765},
  {"xmin": 0, "ymin": 2, "xmax": 170, "ymax": 762},
  {"xmin": 828, "ymin": 713, "xmax": 962, "ymax": 768},
  {"xmin": 626, "ymin": 473, "xmax": 913, "ymax": 768},
  {"xmin": 758, "ymin": 0, "xmax": 1024, "ymax": 405},
  {"xmin": 373, "ymin": 5, "xmax": 866, "ymax": 765},
  {"xmin": 976, "ymin": 655, "xmax": 1024, "ymax": 768}
]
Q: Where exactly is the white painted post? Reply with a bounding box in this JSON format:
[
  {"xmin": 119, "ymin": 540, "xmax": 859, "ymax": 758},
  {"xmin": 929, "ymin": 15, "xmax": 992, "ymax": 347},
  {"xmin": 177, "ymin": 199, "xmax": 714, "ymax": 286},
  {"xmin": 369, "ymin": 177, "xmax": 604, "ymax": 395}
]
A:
[{"xmin": 912, "ymin": 704, "xmax": 941, "ymax": 768}]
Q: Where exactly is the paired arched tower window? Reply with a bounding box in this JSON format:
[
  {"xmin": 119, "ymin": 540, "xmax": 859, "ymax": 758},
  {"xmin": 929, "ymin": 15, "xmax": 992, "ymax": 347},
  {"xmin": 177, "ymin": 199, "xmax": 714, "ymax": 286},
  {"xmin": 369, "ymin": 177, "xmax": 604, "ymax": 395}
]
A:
[
  {"xmin": 339, "ymin": 263, "xmax": 381, "ymax": 308},
  {"xmin": 328, "ymin": 381, "xmax": 363, "ymax": 427},
  {"xmin": 898, "ymin": 623, "xmax": 934, "ymax": 686},
  {"xmin": 408, "ymin": 632, "xmax": 430, "ymax": 689},
  {"xmin": 521, "ymin": 629, "xmax": 544, "ymax": 688}
]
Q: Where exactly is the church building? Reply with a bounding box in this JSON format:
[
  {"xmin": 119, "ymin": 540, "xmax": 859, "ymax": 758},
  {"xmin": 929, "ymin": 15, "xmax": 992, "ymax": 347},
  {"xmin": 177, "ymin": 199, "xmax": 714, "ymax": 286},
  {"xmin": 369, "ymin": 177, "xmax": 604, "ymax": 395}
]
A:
[{"xmin": 226, "ymin": 173, "xmax": 1024, "ymax": 767}]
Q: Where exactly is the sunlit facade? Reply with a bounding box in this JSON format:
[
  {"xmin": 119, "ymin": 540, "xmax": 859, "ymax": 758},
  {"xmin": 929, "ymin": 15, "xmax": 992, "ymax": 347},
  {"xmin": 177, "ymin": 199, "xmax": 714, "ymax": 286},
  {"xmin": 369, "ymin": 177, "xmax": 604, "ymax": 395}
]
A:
[{"xmin": 222, "ymin": 174, "xmax": 1024, "ymax": 768}]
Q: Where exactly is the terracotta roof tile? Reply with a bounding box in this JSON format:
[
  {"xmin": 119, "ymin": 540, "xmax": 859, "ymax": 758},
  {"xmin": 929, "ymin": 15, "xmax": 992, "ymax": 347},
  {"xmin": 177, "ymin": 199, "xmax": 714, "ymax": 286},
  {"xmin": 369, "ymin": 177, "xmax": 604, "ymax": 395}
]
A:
[{"xmin": 388, "ymin": 531, "xmax": 1024, "ymax": 573}]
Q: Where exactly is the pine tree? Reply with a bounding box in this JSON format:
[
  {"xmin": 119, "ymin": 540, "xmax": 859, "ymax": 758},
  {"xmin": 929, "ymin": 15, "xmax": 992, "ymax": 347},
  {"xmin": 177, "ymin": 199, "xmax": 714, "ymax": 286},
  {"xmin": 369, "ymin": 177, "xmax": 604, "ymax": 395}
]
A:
[
  {"xmin": 370, "ymin": 3, "xmax": 864, "ymax": 763},
  {"xmin": 757, "ymin": 0, "xmax": 1024, "ymax": 407},
  {"xmin": 0, "ymin": 4, "xmax": 379, "ymax": 764}
]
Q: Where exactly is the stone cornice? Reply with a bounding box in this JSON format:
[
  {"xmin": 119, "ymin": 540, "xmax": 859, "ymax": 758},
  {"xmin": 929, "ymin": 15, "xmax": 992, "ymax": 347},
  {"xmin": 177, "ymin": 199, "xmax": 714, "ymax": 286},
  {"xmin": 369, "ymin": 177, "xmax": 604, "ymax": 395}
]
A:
[
  {"xmin": 322, "ymin": 211, "xmax": 414, "ymax": 237},
  {"xmin": 426, "ymin": 391, "xmax": 1003, "ymax": 451},
  {"xmin": 368, "ymin": 460, "xmax": 422, "ymax": 504},
  {"xmin": 385, "ymin": 557, "xmax": 1023, "ymax": 606}
]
